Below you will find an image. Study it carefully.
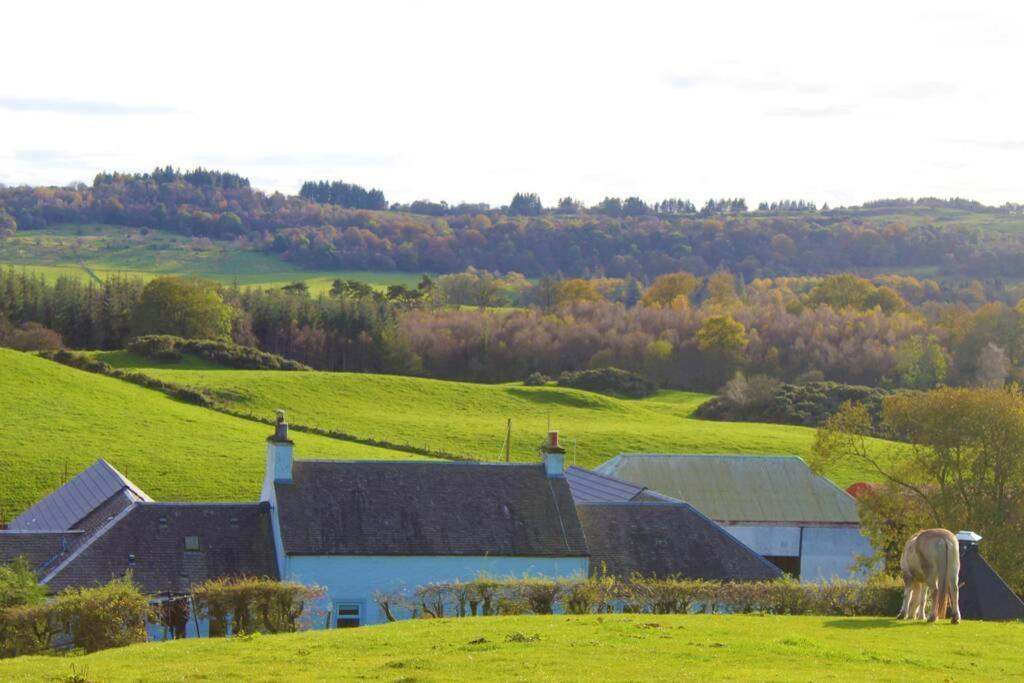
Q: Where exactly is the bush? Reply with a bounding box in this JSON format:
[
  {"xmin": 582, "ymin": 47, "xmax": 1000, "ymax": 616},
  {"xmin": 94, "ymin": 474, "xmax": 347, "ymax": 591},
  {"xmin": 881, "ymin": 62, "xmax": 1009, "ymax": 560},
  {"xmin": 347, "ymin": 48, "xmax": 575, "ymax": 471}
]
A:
[
  {"xmin": 0, "ymin": 576, "xmax": 149, "ymax": 658},
  {"xmin": 127, "ymin": 335, "xmax": 309, "ymax": 371},
  {"xmin": 557, "ymin": 367, "xmax": 657, "ymax": 398},
  {"xmin": 191, "ymin": 577, "xmax": 325, "ymax": 636},
  {"xmin": 1, "ymin": 322, "xmax": 63, "ymax": 351},
  {"xmin": 523, "ymin": 372, "xmax": 550, "ymax": 386},
  {"xmin": 696, "ymin": 379, "xmax": 899, "ymax": 433}
]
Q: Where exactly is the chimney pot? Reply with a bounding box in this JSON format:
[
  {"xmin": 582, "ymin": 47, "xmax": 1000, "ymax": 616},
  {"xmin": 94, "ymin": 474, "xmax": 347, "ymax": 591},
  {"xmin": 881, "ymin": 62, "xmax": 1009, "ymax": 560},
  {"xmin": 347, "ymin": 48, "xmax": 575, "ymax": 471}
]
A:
[{"xmin": 540, "ymin": 430, "xmax": 566, "ymax": 478}]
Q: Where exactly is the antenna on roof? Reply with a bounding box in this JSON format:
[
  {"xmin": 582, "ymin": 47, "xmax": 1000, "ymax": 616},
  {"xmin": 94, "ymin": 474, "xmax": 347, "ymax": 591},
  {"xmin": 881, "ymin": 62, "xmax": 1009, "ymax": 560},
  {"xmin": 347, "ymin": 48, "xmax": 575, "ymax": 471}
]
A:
[
  {"xmin": 61, "ymin": 459, "xmax": 68, "ymax": 486},
  {"xmin": 505, "ymin": 418, "xmax": 512, "ymax": 463}
]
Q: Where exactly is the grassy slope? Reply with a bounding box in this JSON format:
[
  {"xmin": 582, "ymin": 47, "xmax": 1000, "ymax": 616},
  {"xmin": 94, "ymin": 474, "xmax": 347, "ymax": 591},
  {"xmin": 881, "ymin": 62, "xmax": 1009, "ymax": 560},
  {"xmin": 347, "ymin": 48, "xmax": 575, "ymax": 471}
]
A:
[
  {"xmin": 118, "ymin": 357, "xmax": 897, "ymax": 486},
  {"xmin": 2, "ymin": 614, "xmax": 1020, "ymax": 682},
  {"xmin": 0, "ymin": 224, "xmax": 421, "ymax": 293},
  {"xmin": 0, "ymin": 349, "xmax": 419, "ymax": 516}
]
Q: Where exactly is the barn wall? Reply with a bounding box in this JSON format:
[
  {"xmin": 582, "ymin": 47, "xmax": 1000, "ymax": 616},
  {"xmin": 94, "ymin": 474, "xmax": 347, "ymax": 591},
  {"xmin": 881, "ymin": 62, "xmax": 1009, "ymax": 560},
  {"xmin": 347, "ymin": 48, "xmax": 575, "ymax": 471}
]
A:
[
  {"xmin": 799, "ymin": 526, "xmax": 873, "ymax": 581},
  {"xmin": 723, "ymin": 525, "xmax": 800, "ymax": 557},
  {"xmin": 285, "ymin": 555, "xmax": 589, "ymax": 626}
]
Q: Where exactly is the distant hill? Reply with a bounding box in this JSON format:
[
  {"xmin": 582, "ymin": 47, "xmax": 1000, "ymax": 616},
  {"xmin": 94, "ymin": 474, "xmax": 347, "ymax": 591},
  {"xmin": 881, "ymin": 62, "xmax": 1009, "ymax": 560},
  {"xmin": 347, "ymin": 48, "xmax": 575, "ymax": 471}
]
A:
[
  {"xmin": 0, "ymin": 349, "xmax": 415, "ymax": 517},
  {"xmin": 105, "ymin": 351, "xmax": 899, "ymax": 487}
]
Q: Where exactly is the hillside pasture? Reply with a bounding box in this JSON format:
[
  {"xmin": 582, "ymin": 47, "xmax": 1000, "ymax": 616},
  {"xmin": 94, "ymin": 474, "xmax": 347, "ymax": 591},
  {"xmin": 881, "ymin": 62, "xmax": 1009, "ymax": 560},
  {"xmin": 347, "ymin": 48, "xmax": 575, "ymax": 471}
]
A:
[
  {"xmin": 0, "ymin": 614, "xmax": 1018, "ymax": 681},
  {"xmin": 0, "ymin": 224, "xmax": 422, "ymax": 293},
  {"xmin": 0, "ymin": 349, "xmax": 419, "ymax": 516},
  {"xmin": 114, "ymin": 358, "xmax": 901, "ymax": 486}
]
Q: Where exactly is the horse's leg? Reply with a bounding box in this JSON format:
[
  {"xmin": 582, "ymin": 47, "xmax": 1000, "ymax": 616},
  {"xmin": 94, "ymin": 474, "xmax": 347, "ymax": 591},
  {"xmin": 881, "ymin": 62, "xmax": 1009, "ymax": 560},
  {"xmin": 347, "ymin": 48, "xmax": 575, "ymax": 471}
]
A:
[
  {"xmin": 927, "ymin": 577, "xmax": 940, "ymax": 623},
  {"xmin": 897, "ymin": 578, "xmax": 914, "ymax": 619},
  {"xmin": 912, "ymin": 582, "xmax": 927, "ymax": 620},
  {"xmin": 949, "ymin": 578, "xmax": 961, "ymax": 625}
]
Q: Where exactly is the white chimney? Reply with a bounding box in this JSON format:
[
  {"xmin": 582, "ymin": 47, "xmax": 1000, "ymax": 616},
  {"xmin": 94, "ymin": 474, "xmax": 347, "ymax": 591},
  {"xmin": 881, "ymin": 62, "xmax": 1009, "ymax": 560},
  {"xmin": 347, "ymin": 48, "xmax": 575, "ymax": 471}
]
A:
[
  {"xmin": 540, "ymin": 430, "xmax": 566, "ymax": 478},
  {"xmin": 266, "ymin": 410, "xmax": 293, "ymax": 484}
]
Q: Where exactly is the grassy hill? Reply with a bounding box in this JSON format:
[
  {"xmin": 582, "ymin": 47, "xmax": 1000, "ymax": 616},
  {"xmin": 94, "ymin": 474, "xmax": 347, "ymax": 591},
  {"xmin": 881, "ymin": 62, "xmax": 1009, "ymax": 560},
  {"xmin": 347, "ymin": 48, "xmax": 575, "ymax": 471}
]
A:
[
  {"xmin": 1, "ymin": 614, "xmax": 1020, "ymax": 681},
  {"xmin": 107, "ymin": 352, "xmax": 899, "ymax": 486},
  {"xmin": 0, "ymin": 224, "xmax": 421, "ymax": 293},
  {"xmin": 0, "ymin": 349, "xmax": 418, "ymax": 517}
]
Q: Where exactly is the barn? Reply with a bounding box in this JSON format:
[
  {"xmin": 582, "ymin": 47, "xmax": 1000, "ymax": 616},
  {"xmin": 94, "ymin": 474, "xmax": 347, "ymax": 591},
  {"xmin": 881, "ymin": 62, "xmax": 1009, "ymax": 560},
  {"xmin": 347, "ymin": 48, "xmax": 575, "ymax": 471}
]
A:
[{"xmin": 595, "ymin": 454, "xmax": 873, "ymax": 580}]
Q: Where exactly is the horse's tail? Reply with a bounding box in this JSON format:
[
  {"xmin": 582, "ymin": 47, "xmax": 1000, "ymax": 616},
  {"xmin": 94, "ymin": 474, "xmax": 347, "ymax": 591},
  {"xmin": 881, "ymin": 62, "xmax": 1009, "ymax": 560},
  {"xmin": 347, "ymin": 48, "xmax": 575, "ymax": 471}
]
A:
[{"xmin": 935, "ymin": 537, "xmax": 955, "ymax": 620}]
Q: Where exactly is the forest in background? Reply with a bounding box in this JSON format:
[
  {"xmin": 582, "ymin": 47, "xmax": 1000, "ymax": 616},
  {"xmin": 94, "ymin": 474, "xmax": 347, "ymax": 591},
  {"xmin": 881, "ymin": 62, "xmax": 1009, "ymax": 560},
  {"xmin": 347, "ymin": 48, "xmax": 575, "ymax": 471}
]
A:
[{"xmin": 4, "ymin": 167, "xmax": 1024, "ymax": 279}]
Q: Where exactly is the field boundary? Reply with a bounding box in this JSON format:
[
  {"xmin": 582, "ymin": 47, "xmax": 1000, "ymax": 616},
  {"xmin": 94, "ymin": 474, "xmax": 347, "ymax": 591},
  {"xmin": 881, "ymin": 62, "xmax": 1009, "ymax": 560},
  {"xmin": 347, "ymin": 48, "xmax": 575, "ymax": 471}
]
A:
[{"xmin": 37, "ymin": 350, "xmax": 465, "ymax": 462}]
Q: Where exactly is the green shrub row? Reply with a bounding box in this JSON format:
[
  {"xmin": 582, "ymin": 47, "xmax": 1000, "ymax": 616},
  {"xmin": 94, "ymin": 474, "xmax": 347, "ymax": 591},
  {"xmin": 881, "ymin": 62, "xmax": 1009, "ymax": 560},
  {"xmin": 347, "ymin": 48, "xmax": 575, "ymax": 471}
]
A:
[
  {"xmin": 126, "ymin": 335, "xmax": 310, "ymax": 371},
  {"xmin": 39, "ymin": 350, "xmax": 214, "ymax": 406},
  {"xmin": 696, "ymin": 378, "xmax": 897, "ymax": 431},
  {"xmin": 556, "ymin": 367, "xmax": 657, "ymax": 398},
  {"xmin": 189, "ymin": 576, "xmax": 325, "ymax": 636},
  {"xmin": 0, "ymin": 577, "xmax": 149, "ymax": 657},
  {"xmin": 375, "ymin": 574, "xmax": 904, "ymax": 620}
]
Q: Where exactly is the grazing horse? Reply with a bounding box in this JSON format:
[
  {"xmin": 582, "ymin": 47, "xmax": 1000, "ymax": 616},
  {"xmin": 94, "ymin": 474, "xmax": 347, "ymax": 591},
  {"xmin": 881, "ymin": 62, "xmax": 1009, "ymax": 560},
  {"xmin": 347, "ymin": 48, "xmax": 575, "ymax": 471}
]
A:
[{"xmin": 896, "ymin": 529, "xmax": 961, "ymax": 624}]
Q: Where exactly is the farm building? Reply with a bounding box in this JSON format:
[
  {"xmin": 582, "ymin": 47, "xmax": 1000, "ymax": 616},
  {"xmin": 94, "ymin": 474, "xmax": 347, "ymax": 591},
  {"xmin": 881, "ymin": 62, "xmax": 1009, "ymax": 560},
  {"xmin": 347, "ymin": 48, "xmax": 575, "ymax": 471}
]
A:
[
  {"xmin": 564, "ymin": 465, "xmax": 781, "ymax": 580},
  {"xmin": 1, "ymin": 418, "xmax": 787, "ymax": 634},
  {"xmin": 0, "ymin": 460, "xmax": 277, "ymax": 639},
  {"xmin": 594, "ymin": 454, "xmax": 873, "ymax": 581}
]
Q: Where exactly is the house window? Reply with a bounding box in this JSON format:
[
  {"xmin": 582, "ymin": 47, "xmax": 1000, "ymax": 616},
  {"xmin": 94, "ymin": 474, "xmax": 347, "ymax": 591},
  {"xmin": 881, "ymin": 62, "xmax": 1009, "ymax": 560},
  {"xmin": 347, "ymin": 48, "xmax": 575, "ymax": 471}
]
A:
[
  {"xmin": 184, "ymin": 536, "xmax": 201, "ymax": 552},
  {"xmin": 335, "ymin": 602, "xmax": 361, "ymax": 628}
]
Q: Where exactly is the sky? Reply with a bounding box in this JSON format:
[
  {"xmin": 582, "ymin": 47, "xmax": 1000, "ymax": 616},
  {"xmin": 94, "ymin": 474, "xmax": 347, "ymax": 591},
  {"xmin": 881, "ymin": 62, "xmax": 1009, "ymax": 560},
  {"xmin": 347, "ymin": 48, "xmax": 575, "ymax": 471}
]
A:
[{"xmin": 1, "ymin": 0, "xmax": 1022, "ymax": 207}]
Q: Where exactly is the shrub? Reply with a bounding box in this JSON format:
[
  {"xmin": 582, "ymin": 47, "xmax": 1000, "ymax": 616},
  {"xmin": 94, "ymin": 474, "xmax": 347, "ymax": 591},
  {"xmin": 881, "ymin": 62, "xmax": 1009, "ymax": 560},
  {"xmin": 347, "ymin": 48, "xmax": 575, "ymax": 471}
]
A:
[
  {"xmin": 0, "ymin": 576, "xmax": 149, "ymax": 658},
  {"xmin": 0, "ymin": 558, "xmax": 46, "ymax": 610},
  {"xmin": 523, "ymin": 372, "xmax": 550, "ymax": 386},
  {"xmin": 127, "ymin": 335, "xmax": 309, "ymax": 371},
  {"xmin": 2, "ymin": 322, "xmax": 63, "ymax": 351},
  {"xmin": 557, "ymin": 367, "xmax": 657, "ymax": 398},
  {"xmin": 696, "ymin": 379, "xmax": 899, "ymax": 434},
  {"xmin": 191, "ymin": 577, "xmax": 325, "ymax": 635}
]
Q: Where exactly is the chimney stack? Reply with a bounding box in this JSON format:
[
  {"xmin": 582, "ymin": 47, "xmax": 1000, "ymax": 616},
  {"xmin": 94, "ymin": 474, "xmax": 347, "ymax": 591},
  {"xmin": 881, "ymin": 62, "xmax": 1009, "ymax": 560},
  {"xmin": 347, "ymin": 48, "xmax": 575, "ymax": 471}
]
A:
[
  {"xmin": 540, "ymin": 430, "xmax": 566, "ymax": 478},
  {"xmin": 266, "ymin": 410, "xmax": 294, "ymax": 484}
]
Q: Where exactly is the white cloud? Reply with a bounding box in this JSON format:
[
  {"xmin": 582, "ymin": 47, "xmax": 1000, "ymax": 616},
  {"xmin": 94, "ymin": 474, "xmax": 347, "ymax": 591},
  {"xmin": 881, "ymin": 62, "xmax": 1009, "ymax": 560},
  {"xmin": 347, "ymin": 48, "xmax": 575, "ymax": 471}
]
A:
[{"xmin": 0, "ymin": 0, "xmax": 1022, "ymax": 206}]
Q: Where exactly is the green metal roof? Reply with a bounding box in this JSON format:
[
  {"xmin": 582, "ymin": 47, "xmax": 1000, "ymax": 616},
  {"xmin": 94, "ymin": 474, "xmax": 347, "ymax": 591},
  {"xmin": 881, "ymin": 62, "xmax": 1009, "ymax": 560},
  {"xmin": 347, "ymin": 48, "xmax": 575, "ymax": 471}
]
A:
[{"xmin": 594, "ymin": 454, "xmax": 859, "ymax": 524}]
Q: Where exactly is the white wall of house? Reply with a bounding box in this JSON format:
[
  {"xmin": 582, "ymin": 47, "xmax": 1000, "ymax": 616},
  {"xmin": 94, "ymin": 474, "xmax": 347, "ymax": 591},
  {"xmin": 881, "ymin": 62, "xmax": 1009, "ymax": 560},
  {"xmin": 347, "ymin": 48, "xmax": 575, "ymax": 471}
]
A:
[
  {"xmin": 285, "ymin": 555, "xmax": 589, "ymax": 626},
  {"xmin": 720, "ymin": 524, "xmax": 872, "ymax": 581}
]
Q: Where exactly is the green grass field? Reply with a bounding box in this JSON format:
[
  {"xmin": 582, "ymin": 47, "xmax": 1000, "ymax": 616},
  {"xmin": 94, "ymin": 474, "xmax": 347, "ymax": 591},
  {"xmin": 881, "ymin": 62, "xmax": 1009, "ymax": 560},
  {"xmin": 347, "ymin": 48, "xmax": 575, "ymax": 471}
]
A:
[
  {"xmin": 106, "ymin": 353, "xmax": 898, "ymax": 486},
  {"xmin": 0, "ymin": 224, "xmax": 422, "ymax": 293},
  {"xmin": 1, "ymin": 614, "xmax": 1019, "ymax": 681},
  {"xmin": 0, "ymin": 349, "xmax": 418, "ymax": 517}
]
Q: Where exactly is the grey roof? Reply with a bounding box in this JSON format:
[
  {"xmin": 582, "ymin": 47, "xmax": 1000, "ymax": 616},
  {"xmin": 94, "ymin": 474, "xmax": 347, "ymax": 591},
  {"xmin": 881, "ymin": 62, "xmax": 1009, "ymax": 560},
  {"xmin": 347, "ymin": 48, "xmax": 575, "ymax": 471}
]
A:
[
  {"xmin": 565, "ymin": 466, "xmax": 649, "ymax": 503},
  {"xmin": 0, "ymin": 531, "xmax": 83, "ymax": 570},
  {"xmin": 9, "ymin": 460, "xmax": 151, "ymax": 532},
  {"xmin": 576, "ymin": 502, "xmax": 782, "ymax": 581},
  {"xmin": 44, "ymin": 503, "xmax": 278, "ymax": 595},
  {"xmin": 595, "ymin": 454, "xmax": 859, "ymax": 524},
  {"xmin": 274, "ymin": 460, "xmax": 589, "ymax": 557}
]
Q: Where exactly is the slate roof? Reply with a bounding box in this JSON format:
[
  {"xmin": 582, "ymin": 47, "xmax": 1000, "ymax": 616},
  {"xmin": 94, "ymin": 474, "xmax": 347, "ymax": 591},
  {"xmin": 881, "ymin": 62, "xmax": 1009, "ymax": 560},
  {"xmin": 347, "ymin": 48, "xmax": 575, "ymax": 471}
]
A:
[
  {"xmin": 274, "ymin": 460, "xmax": 589, "ymax": 557},
  {"xmin": 576, "ymin": 502, "xmax": 782, "ymax": 580},
  {"xmin": 565, "ymin": 465, "xmax": 651, "ymax": 503},
  {"xmin": 43, "ymin": 503, "xmax": 278, "ymax": 595},
  {"xmin": 9, "ymin": 460, "xmax": 151, "ymax": 532},
  {"xmin": 596, "ymin": 454, "xmax": 859, "ymax": 524},
  {"xmin": 0, "ymin": 531, "xmax": 83, "ymax": 569},
  {"xmin": 958, "ymin": 543, "xmax": 1024, "ymax": 621}
]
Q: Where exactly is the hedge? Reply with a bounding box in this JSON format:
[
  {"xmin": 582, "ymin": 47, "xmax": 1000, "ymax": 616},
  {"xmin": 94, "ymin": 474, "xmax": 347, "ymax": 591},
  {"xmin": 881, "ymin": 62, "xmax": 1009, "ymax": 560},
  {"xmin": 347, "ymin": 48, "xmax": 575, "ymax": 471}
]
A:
[
  {"xmin": 374, "ymin": 575, "xmax": 903, "ymax": 621},
  {"xmin": 127, "ymin": 335, "xmax": 310, "ymax": 371},
  {"xmin": 557, "ymin": 368, "xmax": 657, "ymax": 398},
  {"xmin": 0, "ymin": 577, "xmax": 149, "ymax": 657}
]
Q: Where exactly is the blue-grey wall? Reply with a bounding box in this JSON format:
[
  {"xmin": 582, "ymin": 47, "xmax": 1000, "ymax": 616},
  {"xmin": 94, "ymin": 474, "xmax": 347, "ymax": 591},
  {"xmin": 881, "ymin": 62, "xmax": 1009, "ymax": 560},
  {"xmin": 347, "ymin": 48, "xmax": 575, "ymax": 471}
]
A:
[
  {"xmin": 285, "ymin": 555, "xmax": 589, "ymax": 626},
  {"xmin": 722, "ymin": 524, "xmax": 872, "ymax": 581}
]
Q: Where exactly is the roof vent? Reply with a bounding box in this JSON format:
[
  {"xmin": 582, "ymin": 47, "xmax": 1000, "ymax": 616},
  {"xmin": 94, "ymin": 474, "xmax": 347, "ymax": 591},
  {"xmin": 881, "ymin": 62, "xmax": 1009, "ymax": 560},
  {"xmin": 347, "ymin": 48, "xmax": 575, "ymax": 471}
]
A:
[
  {"xmin": 956, "ymin": 530, "xmax": 982, "ymax": 544},
  {"xmin": 184, "ymin": 536, "xmax": 201, "ymax": 551}
]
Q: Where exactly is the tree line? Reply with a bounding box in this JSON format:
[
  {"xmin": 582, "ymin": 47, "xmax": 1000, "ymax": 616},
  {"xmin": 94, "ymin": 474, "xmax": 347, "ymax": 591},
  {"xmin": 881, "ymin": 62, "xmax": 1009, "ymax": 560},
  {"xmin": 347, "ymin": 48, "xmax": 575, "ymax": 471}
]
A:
[
  {"xmin": 5, "ymin": 268, "xmax": 1024, "ymax": 393},
  {"xmin": 4, "ymin": 167, "xmax": 1024, "ymax": 278}
]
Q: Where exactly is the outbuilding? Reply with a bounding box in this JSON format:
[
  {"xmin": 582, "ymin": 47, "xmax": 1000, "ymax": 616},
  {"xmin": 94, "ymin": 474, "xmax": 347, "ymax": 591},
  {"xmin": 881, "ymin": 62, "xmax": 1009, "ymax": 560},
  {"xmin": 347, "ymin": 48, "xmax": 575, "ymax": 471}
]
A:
[{"xmin": 595, "ymin": 454, "xmax": 873, "ymax": 581}]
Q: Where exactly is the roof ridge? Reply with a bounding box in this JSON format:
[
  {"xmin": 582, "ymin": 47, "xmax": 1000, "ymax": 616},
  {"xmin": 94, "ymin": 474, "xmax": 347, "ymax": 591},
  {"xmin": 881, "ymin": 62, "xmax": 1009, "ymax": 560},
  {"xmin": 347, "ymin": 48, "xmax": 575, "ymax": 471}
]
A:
[{"xmin": 40, "ymin": 502, "xmax": 138, "ymax": 585}]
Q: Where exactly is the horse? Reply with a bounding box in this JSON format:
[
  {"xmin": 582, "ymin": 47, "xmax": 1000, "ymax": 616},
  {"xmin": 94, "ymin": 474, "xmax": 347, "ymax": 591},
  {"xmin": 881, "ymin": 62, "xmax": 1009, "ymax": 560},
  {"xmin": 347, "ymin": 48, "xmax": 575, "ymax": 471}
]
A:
[{"xmin": 896, "ymin": 529, "xmax": 961, "ymax": 624}]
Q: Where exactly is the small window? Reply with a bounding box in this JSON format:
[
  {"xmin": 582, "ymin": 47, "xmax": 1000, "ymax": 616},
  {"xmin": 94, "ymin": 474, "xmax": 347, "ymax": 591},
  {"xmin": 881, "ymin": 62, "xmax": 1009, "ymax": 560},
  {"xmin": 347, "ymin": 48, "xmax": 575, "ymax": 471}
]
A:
[
  {"xmin": 184, "ymin": 536, "xmax": 201, "ymax": 552},
  {"xmin": 335, "ymin": 602, "xmax": 361, "ymax": 628}
]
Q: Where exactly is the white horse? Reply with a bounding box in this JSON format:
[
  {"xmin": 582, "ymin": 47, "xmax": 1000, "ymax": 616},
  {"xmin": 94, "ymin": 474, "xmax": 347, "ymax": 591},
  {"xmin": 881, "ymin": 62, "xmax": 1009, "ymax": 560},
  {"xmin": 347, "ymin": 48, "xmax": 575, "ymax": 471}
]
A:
[{"xmin": 896, "ymin": 528, "xmax": 961, "ymax": 624}]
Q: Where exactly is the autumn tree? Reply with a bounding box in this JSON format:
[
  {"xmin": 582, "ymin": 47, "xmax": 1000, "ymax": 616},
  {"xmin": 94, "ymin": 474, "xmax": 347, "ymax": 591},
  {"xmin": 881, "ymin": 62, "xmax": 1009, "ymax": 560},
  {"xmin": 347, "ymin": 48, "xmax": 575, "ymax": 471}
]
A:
[
  {"xmin": 0, "ymin": 207, "xmax": 15, "ymax": 237},
  {"xmin": 132, "ymin": 277, "xmax": 233, "ymax": 340},
  {"xmin": 557, "ymin": 279, "xmax": 603, "ymax": 305},
  {"xmin": 641, "ymin": 272, "xmax": 699, "ymax": 309},
  {"xmin": 696, "ymin": 314, "xmax": 748, "ymax": 387},
  {"xmin": 811, "ymin": 387, "xmax": 1024, "ymax": 591}
]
